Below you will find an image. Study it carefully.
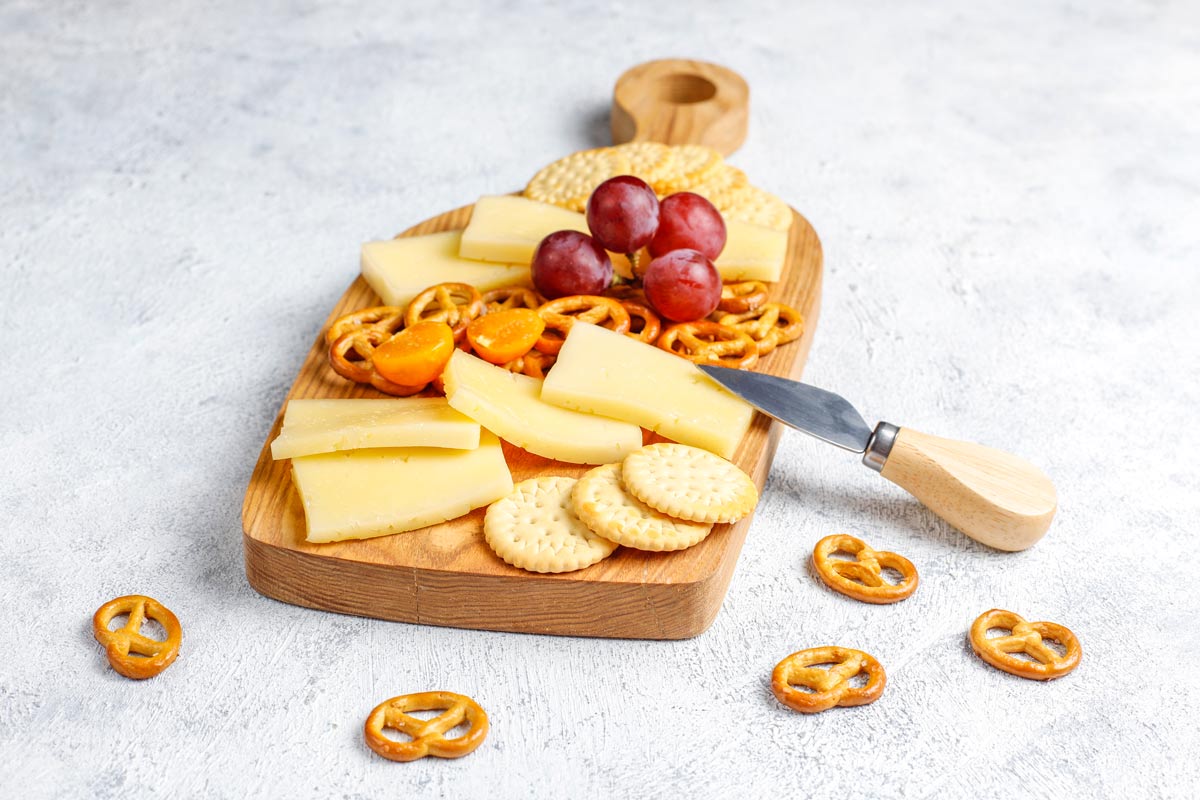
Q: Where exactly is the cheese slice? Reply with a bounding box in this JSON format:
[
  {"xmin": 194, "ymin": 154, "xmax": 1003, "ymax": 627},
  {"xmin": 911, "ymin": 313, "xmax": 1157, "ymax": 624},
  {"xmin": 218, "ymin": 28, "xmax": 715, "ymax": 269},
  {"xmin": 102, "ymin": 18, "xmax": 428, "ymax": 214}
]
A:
[
  {"xmin": 291, "ymin": 431, "xmax": 512, "ymax": 543},
  {"xmin": 442, "ymin": 350, "xmax": 643, "ymax": 465},
  {"xmin": 458, "ymin": 195, "xmax": 634, "ymax": 274},
  {"xmin": 714, "ymin": 219, "xmax": 789, "ymax": 282},
  {"xmin": 361, "ymin": 230, "xmax": 529, "ymax": 307},
  {"xmin": 540, "ymin": 323, "xmax": 754, "ymax": 459},
  {"xmin": 270, "ymin": 397, "xmax": 480, "ymax": 460}
]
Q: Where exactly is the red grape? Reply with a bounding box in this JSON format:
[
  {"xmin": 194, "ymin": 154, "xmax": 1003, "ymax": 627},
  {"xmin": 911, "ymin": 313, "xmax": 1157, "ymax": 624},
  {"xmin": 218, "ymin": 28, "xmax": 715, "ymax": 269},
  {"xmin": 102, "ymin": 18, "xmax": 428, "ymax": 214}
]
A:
[
  {"xmin": 531, "ymin": 230, "xmax": 613, "ymax": 299},
  {"xmin": 586, "ymin": 175, "xmax": 660, "ymax": 254},
  {"xmin": 642, "ymin": 249, "xmax": 722, "ymax": 322},
  {"xmin": 648, "ymin": 192, "xmax": 727, "ymax": 261}
]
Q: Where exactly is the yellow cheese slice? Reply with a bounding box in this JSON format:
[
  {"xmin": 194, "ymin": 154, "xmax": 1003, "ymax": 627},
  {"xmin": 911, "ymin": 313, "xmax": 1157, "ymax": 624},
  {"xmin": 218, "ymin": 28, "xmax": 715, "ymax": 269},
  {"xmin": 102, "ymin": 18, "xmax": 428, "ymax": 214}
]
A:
[
  {"xmin": 714, "ymin": 218, "xmax": 789, "ymax": 282},
  {"xmin": 291, "ymin": 431, "xmax": 512, "ymax": 543},
  {"xmin": 459, "ymin": 195, "xmax": 592, "ymax": 264},
  {"xmin": 540, "ymin": 323, "xmax": 755, "ymax": 459},
  {"xmin": 442, "ymin": 350, "xmax": 643, "ymax": 465},
  {"xmin": 270, "ymin": 397, "xmax": 480, "ymax": 460},
  {"xmin": 361, "ymin": 230, "xmax": 529, "ymax": 307},
  {"xmin": 458, "ymin": 195, "xmax": 635, "ymax": 275}
]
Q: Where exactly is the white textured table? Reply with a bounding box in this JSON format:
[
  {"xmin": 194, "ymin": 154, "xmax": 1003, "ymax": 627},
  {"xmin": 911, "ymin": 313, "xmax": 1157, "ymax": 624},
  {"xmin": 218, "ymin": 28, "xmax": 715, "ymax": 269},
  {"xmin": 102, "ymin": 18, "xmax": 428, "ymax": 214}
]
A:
[{"xmin": 3, "ymin": 1, "xmax": 1198, "ymax": 797}]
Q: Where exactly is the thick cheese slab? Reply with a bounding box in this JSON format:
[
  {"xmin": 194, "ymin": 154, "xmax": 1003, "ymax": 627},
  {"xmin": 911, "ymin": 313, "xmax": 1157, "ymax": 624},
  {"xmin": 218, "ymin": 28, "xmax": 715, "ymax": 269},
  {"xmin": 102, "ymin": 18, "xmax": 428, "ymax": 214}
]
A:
[
  {"xmin": 270, "ymin": 398, "xmax": 480, "ymax": 460},
  {"xmin": 443, "ymin": 350, "xmax": 643, "ymax": 465},
  {"xmin": 458, "ymin": 195, "xmax": 634, "ymax": 274},
  {"xmin": 714, "ymin": 218, "xmax": 789, "ymax": 282},
  {"xmin": 361, "ymin": 230, "xmax": 529, "ymax": 307},
  {"xmin": 540, "ymin": 324, "xmax": 755, "ymax": 459},
  {"xmin": 459, "ymin": 195, "xmax": 592, "ymax": 264},
  {"xmin": 291, "ymin": 431, "xmax": 512, "ymax": 543}
]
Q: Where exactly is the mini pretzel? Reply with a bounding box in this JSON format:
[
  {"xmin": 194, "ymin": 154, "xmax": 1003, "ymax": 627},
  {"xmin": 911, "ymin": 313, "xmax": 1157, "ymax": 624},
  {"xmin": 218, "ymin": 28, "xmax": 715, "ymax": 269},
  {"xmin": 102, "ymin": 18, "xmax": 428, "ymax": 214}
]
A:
[
  {"xmin": 328, "ymin": 329, "xmax": 427, "ymax": 396},
  {"xmin": 535, "ymin": 295, "xmax": 630, "ymax": 355},
  {"xmin": 482, "ymin": 285, "xmax": 542, "ymax": 313},
  {"xmin": 324, "ymin": 305, "xmax": 405, "ymax": 347},
  {"xmin": 969, "ymin": 609, "xmax": 1082, "ymax": 680},
  {"xmin": 404, "ymin": 282, "xmax": 484, "ymax": 341},
  {"xmin": 364, "ymin": 691, "xmax": 488, "ymax": 762},
  {"xmin": 718, "ymin": 280, "xmax": 769, "ymax": 313},
  {"xmin": 92, "ymin": 595, "xmax": 182, "ymax": 680},
  {"xmin": 520, "ymin": 349, "xmax": 556, "ymax": 379},
  {"xmin": 717, "ymin": 303, "xmax": 804, "ymax": 356},
  {"xmin": 657, "ymin": 321, "xmax": 758, "ymax": 369},
  {"xmin": 620, "ymin": 301, "xmax": 661, "ymax": 343},
  {"xmin": 771, "ymin": 647, "xmax": 886, "ymax": 714},
  {"xmin": 812, "ymin": 534, "xmax": 918, "ymax": 604}
]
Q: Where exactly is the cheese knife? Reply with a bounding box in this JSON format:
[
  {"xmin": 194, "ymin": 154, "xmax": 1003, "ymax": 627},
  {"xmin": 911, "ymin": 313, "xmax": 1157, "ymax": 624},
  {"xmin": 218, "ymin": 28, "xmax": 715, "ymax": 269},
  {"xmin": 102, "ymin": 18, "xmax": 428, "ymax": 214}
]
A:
[{"xmin": 698, "ymin": 366, "xmax": 1057, "ymax": 551}]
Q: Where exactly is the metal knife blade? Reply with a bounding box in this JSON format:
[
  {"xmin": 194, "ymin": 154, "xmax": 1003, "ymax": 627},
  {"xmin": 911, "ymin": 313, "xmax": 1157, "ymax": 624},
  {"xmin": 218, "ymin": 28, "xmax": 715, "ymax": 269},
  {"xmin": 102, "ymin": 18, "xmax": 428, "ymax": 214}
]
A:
[{"xmin": 698, "ymin": 366, "xmax": 873, "ymax": 452}]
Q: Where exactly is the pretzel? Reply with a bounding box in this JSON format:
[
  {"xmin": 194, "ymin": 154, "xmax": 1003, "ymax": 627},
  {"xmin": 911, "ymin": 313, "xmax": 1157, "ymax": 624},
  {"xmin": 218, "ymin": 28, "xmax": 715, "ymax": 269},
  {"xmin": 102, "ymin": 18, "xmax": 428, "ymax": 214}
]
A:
[
  {"xmin": 812, "ymin": 534, "xmax": 918, "ymax": 604},
  {"xmin": 620, "ymin": 300, "xmax": 661, "ymax": 343},
  {"xmin": 717, "ymin": 303, "xmax": 804, "ymax": 356},
  {"xmin": 92, "ymin": 595, "xmax": 182, "ymax": 680},
  {"xmin": 324, "ymin": 305, "xmax": 404, "ymax": 347},
  {"xmin": 364, "ymin": 691, "xmax": 488, "ymax": 762},
  {"xmin": 535, "ymin": 295, "xmax": 630, "ymax": 355},
  {"xmin": 718, "ymin": 280, "xmax": 769, "ymax": 313},
  {"xmin": 969, "ymin": 609, "xmax": 1082, "ymax": 680},
  {"xmin": 656, "ymin": 321, "xmax": 758, "ymax": 369},
  {"xmin": 482, "ymin": 285, "xmax": 543, "ymax": 313},
  {"xmin": 520, "ymin": 349, "xmax": 556, "ymax": 379},
  {"xmin": 328, "ymin": 329, "xmax": 427, "ymax": 396},
  {"xmin": 404, "ymin": 282, "xmax": 484, "ymax": 341},
  {"xmin": 771, "ymin": 647, "xmax": 886, "ymax": 714}
]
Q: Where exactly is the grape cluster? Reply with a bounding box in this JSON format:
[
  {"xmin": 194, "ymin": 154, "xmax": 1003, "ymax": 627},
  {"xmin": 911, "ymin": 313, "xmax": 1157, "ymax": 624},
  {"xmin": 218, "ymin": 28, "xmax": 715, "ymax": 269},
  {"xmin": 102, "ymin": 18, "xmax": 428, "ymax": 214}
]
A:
[{"xmin": 530, "ymin": 176, "xmax": 728, "ymax": 322}]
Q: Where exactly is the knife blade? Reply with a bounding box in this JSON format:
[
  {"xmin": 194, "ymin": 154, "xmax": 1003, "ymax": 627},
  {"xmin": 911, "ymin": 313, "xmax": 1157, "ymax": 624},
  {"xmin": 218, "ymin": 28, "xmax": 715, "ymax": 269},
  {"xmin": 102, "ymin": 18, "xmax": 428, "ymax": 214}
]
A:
[
  {"xmin": 697, "ymin": 366, "xmax": 873, "ymax": 452},
  {"xmin": 697, "ymin": 364, "xmax": 1058, "ymax": 552}
]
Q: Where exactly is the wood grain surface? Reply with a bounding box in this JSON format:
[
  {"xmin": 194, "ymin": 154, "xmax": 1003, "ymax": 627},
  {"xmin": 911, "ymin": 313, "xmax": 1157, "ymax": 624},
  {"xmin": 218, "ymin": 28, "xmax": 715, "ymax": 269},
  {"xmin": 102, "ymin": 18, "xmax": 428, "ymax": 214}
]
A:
[{"xmin": 241, "ymin": 203, "xmax": 823, "ymax": 638}]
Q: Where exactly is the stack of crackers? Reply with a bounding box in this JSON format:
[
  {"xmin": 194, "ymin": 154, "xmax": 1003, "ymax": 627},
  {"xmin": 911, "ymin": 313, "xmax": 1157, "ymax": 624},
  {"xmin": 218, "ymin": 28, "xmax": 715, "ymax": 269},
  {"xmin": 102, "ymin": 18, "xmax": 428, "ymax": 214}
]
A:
[
  {"xmin": 524, "ymin": 143, "xmax": 793, "ymax": 232},
  {"xmin": 484, "ymin": 443, "xmax": 759, "ymax": 573}
]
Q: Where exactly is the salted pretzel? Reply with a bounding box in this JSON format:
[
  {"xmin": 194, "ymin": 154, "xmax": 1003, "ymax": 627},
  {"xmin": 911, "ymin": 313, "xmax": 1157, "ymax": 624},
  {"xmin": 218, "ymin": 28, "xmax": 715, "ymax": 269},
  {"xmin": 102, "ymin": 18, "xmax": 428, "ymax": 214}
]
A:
[
  {"xmin": 328, "ymin": 329, "xmax": 427, "ymax": 396},
  {"xmin": 535, "ymin": 295, "xmax": 630, "ymax": 355},
  {"xmin": 620, "ymin": 300, "xmax": 661, "ymax": 343},
  {"xmin": 718, "ymin": 280, "xmax": 769, "ymax": 313},
  {"xmin": 771, "ymin": 647, "xmax": 886, "ymax": 714},
  {"xmin": 92, "ymin": 595, "xmax": 182, "ymax": 680},
  {"xmin": 482, "ymin": 285, "xmax": 542, "ymax": 313},
  {"xmin": 969, "ymin": 609, "xmax": 1081, "ymax": 680},
  {"xmin": 717, "ymin": 303, "xmax": 804, "ymax": 356},
  {"xmin": 657, "ymin": 321, "xmax": 758, "ymax": 369},
  {"xmin": 364, "ymin": 691, "xmax": 489, "ymax": 762},
  {"xmin": 324, "ymin": 305, "xmax": 405, "ymax": 347},
  {"xmin": 404, "ymin": 282, "xmax": 484, "ymax": 341},
  {"xmin": 812, "ymin": 534, "xmax": 918, "ymax": 604}
]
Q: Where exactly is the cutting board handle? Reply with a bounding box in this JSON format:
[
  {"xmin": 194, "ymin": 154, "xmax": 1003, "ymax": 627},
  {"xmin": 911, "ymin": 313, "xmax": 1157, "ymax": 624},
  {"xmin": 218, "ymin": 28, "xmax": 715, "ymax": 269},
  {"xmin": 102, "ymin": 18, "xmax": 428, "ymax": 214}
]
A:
[
  {"xmin": 611, "ymin": 59, "xmax": 749, "ymax": 155},
  {"xmin": 871, "ymin": 426, "xmax": 1058, "ymax": 551}
]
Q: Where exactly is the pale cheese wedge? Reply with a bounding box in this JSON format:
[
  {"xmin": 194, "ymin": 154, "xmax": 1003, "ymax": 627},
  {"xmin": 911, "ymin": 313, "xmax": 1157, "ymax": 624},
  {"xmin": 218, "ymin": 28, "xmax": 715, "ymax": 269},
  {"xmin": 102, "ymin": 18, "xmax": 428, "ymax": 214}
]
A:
[
  {"xmin": 291, "ymin": 431, "xmax": 512, "ymax": 543},
  {"xmin": 361, "ymin": 230, "xmax": 529, "ymax": 307},
  {"xmin": 458, "ymin": 195, "xmax": 634, "ymax": 274},
  {"xmin": 540, "ymin": 323, "xmax": 754, "ymax": 459},
  {"xmin": 714, "ymin": 218, "xmax": 789, "ymax": 282},
  {"xmin": 270, "ymin": 398, "xmax": 480, "ymax": 460},
  {"xmin": 442, "ymin": 349, "xmax": 643, "ymax": 465}
]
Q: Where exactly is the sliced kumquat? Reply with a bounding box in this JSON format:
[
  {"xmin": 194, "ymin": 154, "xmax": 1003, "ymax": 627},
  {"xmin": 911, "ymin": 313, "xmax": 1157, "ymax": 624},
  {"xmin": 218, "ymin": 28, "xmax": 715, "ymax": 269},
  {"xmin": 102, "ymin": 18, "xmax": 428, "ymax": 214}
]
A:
[
  {"xmin": 466, "ymin": 309, "xmax": 545, "ymax": 365},
  {"xmin": 372, "ymin": 321, "xmax": 456, "ymax": 386}
]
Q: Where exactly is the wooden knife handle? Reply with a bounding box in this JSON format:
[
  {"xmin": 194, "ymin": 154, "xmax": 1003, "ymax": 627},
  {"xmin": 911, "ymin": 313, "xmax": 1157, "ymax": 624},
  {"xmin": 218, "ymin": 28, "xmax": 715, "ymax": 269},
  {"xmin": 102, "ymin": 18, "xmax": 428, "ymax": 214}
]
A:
[
  {"xmin": 611, "ymin": 59, "xmax": 749, "ymax": 155},
  {"xmin": 867, "ymin": 425, "xmax": 1057, "ymax": 551}
]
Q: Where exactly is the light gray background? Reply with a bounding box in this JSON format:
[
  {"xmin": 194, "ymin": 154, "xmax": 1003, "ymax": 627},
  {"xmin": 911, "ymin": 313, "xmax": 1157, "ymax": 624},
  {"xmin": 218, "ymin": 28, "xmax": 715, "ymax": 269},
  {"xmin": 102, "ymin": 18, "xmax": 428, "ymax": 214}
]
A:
[{"xmin": 3, "ymin": 1, "xmax": 1198, "ymax": 797}]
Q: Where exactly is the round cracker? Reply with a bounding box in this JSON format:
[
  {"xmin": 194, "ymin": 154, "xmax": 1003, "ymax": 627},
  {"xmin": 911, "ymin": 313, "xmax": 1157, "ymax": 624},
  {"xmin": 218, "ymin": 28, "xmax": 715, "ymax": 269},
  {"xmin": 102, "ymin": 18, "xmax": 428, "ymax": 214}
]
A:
[
  {"xmin": 484, "ymin": 476, "xmax": 618, "ymax": 573},
  {"xmin": 610, "ymin": 142, "xmax": 678, "ymax": 194},
  {"xmin": 653, "ymin": 145, "xmax": 725, "ymax": 194},
  {"xmin": 686, "ymin": 164, "xmax": 749, "ymax": 207},
  {"xmin": 621, "ymin": 444, "xmax": 759, "ymax": 524},
  {"xmin": 524, "ymin": 147, "xmax": 632, "ymax": 212},
  {"xmin": 716, "ymin": 184, "xmax": 793, "ymax": 231},
  {"xmin": 572, "ymin": 463, "xmax": 712, "ymax": 552}
]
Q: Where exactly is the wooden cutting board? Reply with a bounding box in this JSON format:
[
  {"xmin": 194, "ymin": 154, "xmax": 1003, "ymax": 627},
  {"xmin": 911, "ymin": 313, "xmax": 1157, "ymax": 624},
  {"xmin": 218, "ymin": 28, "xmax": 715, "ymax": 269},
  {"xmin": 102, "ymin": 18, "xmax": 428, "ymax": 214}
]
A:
[{"xmin": 240, "ymin": 59, "xmax": 824, "ymax": 639}]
